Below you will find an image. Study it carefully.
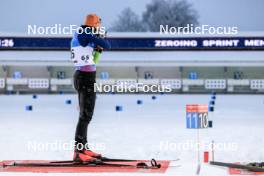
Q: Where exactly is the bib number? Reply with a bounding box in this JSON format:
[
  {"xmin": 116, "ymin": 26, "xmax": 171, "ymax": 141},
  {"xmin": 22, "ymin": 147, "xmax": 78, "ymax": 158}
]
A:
[
  {"xmin": 71, "ymin": 46, "xmax": 94, "ymax": 66},
  {"xmin": 71, "ymin": 49, "xmax": 75, "ymax": 60},
  {"xmin": 81, "ymin": 55, "xmax": 90, "ymax": 63}
]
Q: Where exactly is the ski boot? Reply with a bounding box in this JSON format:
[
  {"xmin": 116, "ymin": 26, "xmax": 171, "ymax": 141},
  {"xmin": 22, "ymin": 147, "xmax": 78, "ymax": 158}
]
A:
[
  {"xmin": 73, "ymin": 150, "xmax": 98, "ymax": 163},
  {"xmin": 83, "ymin": 149, "xmax": 102, "ymax": 159}
]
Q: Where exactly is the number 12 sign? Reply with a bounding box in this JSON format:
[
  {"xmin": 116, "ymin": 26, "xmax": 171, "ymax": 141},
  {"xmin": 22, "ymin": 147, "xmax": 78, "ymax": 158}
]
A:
[{"xmin": 186, "ymin": 104, "xmax": 208, "ymax": 129}]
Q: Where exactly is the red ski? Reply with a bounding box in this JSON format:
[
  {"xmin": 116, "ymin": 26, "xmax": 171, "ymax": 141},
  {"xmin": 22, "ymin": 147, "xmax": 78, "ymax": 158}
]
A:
[{"xmin": 0, "ymin": 159, "xmax": 170, "ymax": 173}]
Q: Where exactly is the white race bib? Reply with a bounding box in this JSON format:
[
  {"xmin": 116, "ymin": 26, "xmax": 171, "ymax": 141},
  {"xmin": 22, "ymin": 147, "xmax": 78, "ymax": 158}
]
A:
[{"xmin": 71, "ymin": 46, "xmax": 95, "ymax": 66}]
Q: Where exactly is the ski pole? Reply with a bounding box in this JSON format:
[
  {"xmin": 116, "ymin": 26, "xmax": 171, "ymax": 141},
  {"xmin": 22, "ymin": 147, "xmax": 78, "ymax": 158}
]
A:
[{"xmin": 212, "ymin": 140, "xmax": 215, "ymax": 162}]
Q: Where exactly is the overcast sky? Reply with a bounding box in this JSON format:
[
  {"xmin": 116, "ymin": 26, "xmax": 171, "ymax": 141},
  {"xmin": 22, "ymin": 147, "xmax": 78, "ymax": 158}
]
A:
[{"xmin": 1, "ymin": 0, "xmax": 264, "ymax": 34}]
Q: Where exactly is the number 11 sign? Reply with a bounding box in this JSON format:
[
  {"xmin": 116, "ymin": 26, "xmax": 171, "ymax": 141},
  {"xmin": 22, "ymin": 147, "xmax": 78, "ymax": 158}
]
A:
[{"xmin": 186, "ymin": 104, "xmax": 209, "ymax": 129}]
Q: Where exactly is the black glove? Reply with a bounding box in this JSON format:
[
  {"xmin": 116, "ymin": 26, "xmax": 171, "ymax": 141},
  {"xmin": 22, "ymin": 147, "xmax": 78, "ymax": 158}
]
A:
[{"xmin": 94, "ymin": 46, "xmax": 103, "ymax": 53}]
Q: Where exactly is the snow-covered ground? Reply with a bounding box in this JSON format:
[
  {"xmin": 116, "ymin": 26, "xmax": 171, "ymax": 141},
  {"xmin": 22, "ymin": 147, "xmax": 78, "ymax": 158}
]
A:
[{"xmin": 0, "ymin": 94, "xmax": 264, "ymax": 176}]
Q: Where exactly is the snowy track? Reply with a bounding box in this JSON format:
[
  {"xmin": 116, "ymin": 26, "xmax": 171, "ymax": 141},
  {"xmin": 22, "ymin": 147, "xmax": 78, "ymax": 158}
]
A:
[{"xmin": 0, "ymin": 94, "xmax": 263, "ymax": 176}]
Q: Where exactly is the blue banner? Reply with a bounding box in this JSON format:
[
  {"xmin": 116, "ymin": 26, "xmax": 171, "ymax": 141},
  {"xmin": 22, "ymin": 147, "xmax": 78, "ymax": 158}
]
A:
[{"xmin": 0, "ymin": 37, "xmax": 264, "ymax": 50}]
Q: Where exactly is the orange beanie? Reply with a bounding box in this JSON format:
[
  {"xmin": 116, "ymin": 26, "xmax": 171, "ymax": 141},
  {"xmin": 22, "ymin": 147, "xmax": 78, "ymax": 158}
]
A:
[{"xmin": 84, "ymin": 14, "xmax": 101, "ymax": 27}]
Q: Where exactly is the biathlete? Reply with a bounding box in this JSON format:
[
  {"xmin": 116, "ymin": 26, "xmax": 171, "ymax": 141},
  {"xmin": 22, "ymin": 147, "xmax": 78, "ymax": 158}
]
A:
[{"xmin": 70, "ymin": 14, "xmax": 110, "ymax": 162}]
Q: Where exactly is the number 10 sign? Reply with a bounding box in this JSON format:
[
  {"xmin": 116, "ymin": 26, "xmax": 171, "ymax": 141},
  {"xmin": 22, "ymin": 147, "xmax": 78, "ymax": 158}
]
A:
[{"xmin": 186, "ymin": 104, "xmax": 209, "ymax": 129}]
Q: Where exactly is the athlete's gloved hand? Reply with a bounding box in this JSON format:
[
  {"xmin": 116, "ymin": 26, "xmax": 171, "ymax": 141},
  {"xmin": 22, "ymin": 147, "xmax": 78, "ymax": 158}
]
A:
[{"xmin": 94, "ymin": 46, "xmax": 103, "ymax": 53}]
